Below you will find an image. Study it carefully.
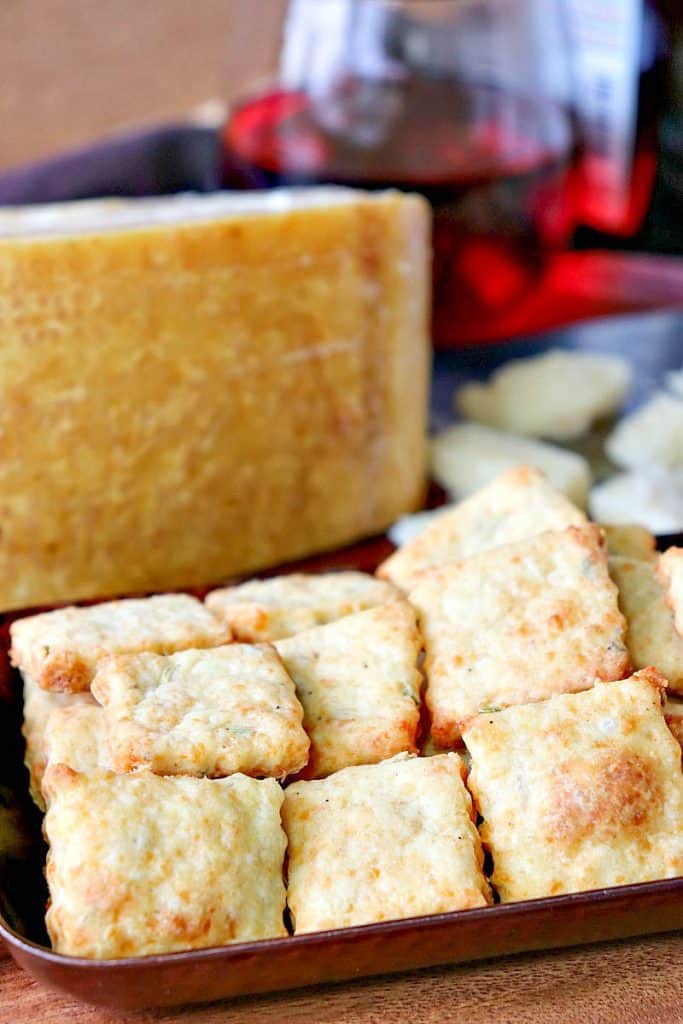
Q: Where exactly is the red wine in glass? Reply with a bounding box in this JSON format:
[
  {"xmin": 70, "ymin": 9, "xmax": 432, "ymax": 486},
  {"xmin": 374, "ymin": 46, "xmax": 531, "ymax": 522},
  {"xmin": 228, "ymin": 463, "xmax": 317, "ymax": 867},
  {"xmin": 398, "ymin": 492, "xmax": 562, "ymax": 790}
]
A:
[{"xmin": 222, "ymin": 77, "xmax": 575, "ymax": 347}]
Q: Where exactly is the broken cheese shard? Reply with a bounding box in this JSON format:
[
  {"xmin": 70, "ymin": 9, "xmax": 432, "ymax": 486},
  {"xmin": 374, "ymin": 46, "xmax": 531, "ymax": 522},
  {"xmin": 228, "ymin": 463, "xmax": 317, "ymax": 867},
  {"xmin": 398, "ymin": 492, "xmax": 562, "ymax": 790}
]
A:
[
  {"xmin": 430, "ymin": 422, "xmax": 591, "ymax": 508},
  {"xmin": 605, "ymin": 393, "xmax": 683, "ymax": 470},
  {"xmin": 456, "ymin": 349, "xmax": 630, "ymax": 441}
]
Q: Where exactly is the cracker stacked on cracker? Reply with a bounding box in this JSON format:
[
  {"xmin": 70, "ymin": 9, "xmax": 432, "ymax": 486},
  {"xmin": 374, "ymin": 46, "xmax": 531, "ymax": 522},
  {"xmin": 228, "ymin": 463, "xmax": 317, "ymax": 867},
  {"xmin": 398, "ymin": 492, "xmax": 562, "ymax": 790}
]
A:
[{"xmin": 10, "ymin": 467, "xmax": 683, "ymax": 960}]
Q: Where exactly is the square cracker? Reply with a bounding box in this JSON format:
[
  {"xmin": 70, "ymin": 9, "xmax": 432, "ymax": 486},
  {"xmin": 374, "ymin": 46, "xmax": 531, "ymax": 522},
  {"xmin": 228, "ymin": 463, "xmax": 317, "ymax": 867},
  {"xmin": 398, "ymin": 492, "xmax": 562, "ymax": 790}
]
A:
[
  {"xmin": 283, "ymin": 754, "xmax": 490, "ymax": 933},
  {"xmin": 44, "ymin": 768, "xmax": 287, "ymax": 957},
  {"xmin": 91, "ymin": 643, "xmax": 309, "ymax": 779},
  {"xmin": 378, "ymin": 466, "xmax": 586, "ymax": 591},
  {"xmin": 609, "ymin": 556, "xmax": 683, "ymax": 693},
  {"xmin": 22, "ymin": 674, "xmax": 95, "ymax": 810},
  {"xmin": 10, "ymin": 594, "xmax": 230, "ymax": 693},
  {"xmin": 410, "ymin": 525, "xmax": 629, "ymax": 746},
  {"xmin": 463, "ymin": 669, "xmax": 683, "ymax": 902},
  {"xmin": 657, "ymin": 548, "xmax": 683, "ymax": 637},
  {"xmin": 275, "ymin": 600, "xmax": 422, "ymax": 778},
  {"xmin": 43, "ymin": 705, "xmax": 111, "ymax": 791},
  {"xmin": 205, "ymin": 571, "xmax": 399, "ymax": 643}
]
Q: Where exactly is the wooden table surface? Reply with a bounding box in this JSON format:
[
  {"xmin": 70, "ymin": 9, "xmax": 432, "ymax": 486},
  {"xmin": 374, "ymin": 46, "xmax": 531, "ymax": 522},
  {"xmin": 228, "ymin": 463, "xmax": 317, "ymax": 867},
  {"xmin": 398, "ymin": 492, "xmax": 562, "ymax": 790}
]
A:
[{"xmin": 1, "ymin": 932, "xmax": 682, "ymax": 1024}]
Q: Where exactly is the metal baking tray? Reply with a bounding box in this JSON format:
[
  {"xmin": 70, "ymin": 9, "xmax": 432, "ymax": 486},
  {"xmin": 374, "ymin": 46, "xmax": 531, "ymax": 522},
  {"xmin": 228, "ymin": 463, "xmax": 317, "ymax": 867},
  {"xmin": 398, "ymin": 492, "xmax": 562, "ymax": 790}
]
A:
[{"xmin": 0, "ymin": 311, "xmax": 682, "ymax": 1009}]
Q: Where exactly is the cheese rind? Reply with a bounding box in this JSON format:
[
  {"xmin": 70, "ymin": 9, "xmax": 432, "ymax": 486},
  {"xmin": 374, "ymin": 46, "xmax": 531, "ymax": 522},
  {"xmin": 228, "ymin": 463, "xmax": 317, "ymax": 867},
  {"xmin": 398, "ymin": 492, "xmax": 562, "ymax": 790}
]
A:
[{"xmin": 0, "ymin": 189, "xmax": 429, "ymax": 610}]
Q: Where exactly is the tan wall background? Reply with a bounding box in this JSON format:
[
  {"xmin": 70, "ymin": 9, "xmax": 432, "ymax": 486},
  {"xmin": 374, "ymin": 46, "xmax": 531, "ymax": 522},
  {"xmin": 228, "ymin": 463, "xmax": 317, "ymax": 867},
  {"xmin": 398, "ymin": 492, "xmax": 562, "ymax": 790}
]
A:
[{"xmin": 0, "ymin": 0, "xmax": 286, "ymax": 171}]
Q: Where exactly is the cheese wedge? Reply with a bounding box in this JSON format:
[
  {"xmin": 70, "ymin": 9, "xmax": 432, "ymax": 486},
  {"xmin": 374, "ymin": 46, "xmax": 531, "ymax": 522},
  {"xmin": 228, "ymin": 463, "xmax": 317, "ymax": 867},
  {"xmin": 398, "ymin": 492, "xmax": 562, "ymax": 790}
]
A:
[{"xmin": 0, "ymin": 189, "xmax": 430, "ymax": 610}]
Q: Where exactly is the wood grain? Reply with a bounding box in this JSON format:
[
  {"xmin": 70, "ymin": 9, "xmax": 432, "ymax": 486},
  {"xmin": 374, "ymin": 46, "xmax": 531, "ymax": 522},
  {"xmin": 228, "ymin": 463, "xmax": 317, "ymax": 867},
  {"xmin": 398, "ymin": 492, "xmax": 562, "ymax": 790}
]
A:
[{"xmin": 1, "ymin": 933, "xmax": 681, "ymax": 1024}]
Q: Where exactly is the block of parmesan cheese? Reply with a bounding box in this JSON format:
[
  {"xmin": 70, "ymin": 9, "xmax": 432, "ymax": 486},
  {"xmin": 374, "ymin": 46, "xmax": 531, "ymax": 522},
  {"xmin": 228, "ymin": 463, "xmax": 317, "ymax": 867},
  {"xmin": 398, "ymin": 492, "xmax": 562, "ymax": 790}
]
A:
[{"xmin": 0, "ymin": 189, "xmax": 430, "ymax": 610}]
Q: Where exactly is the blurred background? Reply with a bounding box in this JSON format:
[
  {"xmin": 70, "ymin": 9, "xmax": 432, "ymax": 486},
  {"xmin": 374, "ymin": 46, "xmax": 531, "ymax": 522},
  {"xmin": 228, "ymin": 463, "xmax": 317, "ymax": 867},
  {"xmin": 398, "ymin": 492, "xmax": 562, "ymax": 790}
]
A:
[
  {"xmin": 0, "ymin": 1, "xmax": 286, "ymax": 171},
  {"xmin": 1, "ymin": 0, "xmax": 681, "ymax": 346}
]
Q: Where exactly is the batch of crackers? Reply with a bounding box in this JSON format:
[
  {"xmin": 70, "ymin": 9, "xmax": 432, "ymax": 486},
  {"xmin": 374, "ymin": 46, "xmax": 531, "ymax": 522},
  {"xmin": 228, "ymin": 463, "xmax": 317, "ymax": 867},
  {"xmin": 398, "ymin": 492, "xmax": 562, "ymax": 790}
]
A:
[{"xmin": 10, "ymin": 465, "xmax": 683, "ymax": 960}]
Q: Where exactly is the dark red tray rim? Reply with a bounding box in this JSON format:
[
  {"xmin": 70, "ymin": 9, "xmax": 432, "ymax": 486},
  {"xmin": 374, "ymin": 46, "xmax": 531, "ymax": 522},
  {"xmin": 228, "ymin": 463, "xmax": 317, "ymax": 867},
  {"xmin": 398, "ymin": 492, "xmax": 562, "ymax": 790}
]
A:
[{"xmin": 2, "ymin": 874, "xmax": 682, "ymax": 969}]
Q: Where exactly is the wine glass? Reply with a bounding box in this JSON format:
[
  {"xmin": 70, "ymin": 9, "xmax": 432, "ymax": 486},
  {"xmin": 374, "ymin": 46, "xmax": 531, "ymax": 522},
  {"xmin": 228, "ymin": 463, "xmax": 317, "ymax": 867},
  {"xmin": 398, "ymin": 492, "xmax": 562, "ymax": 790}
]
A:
[{"xmin": 222, "ymin": 0, "xmax": 576, "ymax": 347}]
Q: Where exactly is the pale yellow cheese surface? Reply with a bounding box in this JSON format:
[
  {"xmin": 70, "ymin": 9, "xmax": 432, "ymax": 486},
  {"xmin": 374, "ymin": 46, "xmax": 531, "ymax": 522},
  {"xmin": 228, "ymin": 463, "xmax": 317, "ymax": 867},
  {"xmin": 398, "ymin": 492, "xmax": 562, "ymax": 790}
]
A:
[{"xmin": 0, "ymin": 190, "xmax": 429, "ymax": 611}]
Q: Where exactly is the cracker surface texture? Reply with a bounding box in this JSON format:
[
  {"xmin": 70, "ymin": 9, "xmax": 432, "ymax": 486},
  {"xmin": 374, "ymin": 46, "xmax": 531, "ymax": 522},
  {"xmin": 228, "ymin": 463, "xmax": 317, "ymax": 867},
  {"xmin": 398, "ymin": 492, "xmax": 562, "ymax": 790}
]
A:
[
  {"xmin": 665, "ymin": 697, "xmax": 683, "ymax": 747},
  {"xmin": 10, "ymin": 594, "xmax": 229, "ymax": 693},
  {"xmin": 283, "ymin": 754, "xmax": 490, "ymax": 933},
  {"xmin": 610, "ymin": 555, "xmax": 683, "ymax": 693},
  {"xmin": 21, "ymin": 674, "xmax": 95, "ymax": 809},
  {"xmin": 91, "ymin": 643, "xmax": 309, "ymax": 779},
  {"xmin": 275, "ymin": 600, "xmax": 421, "ymax": 777},
  {"xmin": 658, "ymin": 548, "xmax": 683, "ymax": 638},
  {"xmin": 463, "ymin": 670, "xmax": 683, "ymax": 901},
  {"xmin": 205, "ymin": 572, "xmax": 399, "ymax": 643},
  {"xmin": 601, "ymin": 524, "xmax": 656, "ymax": 561},
  {"xmin": 43, "ymin": 705, "xmax": 112, "ymax": 797},
  {"xmin": 44, "ymin": 769, "xmax": 288, "ymax": 957},
  {"xmin": 378, "ymin": 465, "xmax": 586, "ymax": 591},
  {"xmin": 410, "ymin": 525, "xmax": 629, "ymax": 746}
]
